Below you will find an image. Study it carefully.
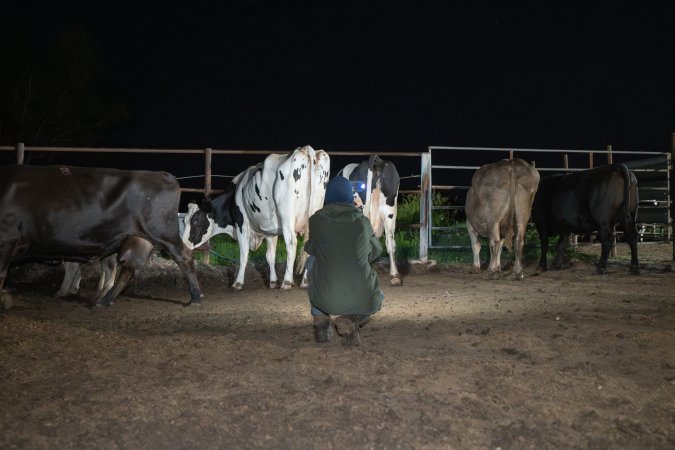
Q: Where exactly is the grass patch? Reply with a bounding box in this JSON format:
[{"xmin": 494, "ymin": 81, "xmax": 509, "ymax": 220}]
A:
[
  {"xmin": 194, "ymin": 234, "xmax": 297, "ymax": 266},
  {"xmin": 192, "ymin": 193, "xmax": 606, "ymax": 269}
]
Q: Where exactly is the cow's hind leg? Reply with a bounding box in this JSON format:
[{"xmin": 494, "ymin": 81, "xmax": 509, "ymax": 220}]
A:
[
  {"xmin": 231, "ymin": 227, "xmax": 253, "ymax": 290},
  {"xmin": 265, "ymin": 236, "xmax": 280, "ymax": 289},
  {"xmin": 300, "ymin": 268, "xmax": 309, "ymax": 289},
  {"xmin": 383, "ymin": 210, "xmax": 401, "ymax": 286},
  {"xmin": 280, "ymin": 224, "xmax": 297, "ymax": 290},
  {"xmin": 466, "ymin": 219, "xmax": 482, "ymax": 273},
  {"xmin": 553, "ymin": 233, "xmax": 568, "ymax": 270},
  {"xmin": 487, "ymin": 224, "xmax": 503, "ymax": 278},
  {"xmin": 0, "ymin": 238, "xmax": 17, "ymax": 310},
  {"xmin": 512, "ymin": 222, "xmax": 527, "ymax": 280},
  {"xmin": 597, "ymin": 226, "xmax": 613, "ymax": 274},
  {"xmin": 56, "ymin": 262, "xmax": 83, "ymax": 297},
  {"xmin": 157, "ymin": 238, "xmax": 203, "ymax": 303},
  {"xmin": 623, "ymin": 219, "xmax": 640, "ymax": 274},
  {"xmin": 96, "ymin": 238, "xmax": 153, "ymax": 306},
  {"xmin": 97, "ymin": 255, "xmax": 118, "ymax": 296}
]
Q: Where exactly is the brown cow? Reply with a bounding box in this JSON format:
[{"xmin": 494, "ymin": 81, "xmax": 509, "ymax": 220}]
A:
[{"xmin": 465, "ymin": 158, "xmax": 540, "ymax": 279}]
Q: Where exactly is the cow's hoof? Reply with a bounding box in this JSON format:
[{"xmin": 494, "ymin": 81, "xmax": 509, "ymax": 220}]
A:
[
  {"xmin": 232, "ymin": 283, "xmax": 243, "ymax": 290},
  {"xmin": 1, "ymin": 291, "xmax": 14, "ymax": 310},
  {"xmin": 630, "ymin": 265, "xmax": 640, "ymax": 275},
  {"xmin": 390, "ymin": 277, "xmax": 402, "ymax": 286},
  {"xmin": 488, "ymin": 270, "xmax": 501, "ymax": 280},
  {"xmin": 280, "ymin": 282, "xmax": 293, "ymax": 291},
  {"xmin": 596, "ymin": 267, "xmax": 606, "ymax": 275},
  {"xmin": 300, "ymin": 280, "xmax": 309, "ymax": 289},
  {"xmin": 470, "ymin": 266, "xmax": 481, "ymax": 274},
  {"xmin": 269, "ymin": 281, "xmax": 280, "ymax": 289},
  {"xmin": 511, "ymin": 271, "xmax": 524, "ymax": 281},
  {"xmin": 189, "ymin": 301, "xmax": 202, "ymax": 307}
]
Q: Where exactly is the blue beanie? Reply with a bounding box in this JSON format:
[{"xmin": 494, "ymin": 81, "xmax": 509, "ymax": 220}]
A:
[{"xmin": 324, "ymin": 176, "xmax": 353, "ymax": 205}]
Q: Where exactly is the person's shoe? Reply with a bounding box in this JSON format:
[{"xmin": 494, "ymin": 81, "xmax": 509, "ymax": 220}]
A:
[
  {"xmin": 335, "ymin": 315, "xmax": 361, "ymax": 346},
  {"xmin": 313, "ymin": 316, "xmax": 334, "ymax": 343}
]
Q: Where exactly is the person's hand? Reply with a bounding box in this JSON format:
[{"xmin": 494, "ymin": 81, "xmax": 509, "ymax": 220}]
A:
[{"xmin": 353, "ymin": 193, "xmax": 364, "ymax": 210}]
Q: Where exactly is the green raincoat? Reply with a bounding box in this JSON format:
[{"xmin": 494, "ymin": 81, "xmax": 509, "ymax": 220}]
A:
[{"xmin": 305, "ymin": 203, "xmax": 384, "ymax": 316}]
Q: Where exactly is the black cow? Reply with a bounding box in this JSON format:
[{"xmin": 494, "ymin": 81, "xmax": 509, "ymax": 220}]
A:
[
  {"xmin": 339, "ymin": 155, "xmax": 401, "ymax": 286},
  {"xmin": 532, "ymin": 163, "xmax": 639, "ymax": 274},
  {"xmin": 0, "ymin": 165, "xmax": 203, "ymax": 308}
]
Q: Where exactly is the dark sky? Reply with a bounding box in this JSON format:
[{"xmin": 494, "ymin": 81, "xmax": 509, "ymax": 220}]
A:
[{"xmin": 4, "ymin": 2, "xmax": 675, "ymax": 154}]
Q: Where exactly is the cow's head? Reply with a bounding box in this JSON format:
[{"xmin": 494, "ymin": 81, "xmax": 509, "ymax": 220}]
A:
[{"xmin": 181, "ymin": 200, "xmax": 215, "ymax": 250}]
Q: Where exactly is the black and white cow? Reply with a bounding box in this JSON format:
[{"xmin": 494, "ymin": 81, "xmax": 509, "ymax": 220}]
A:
[
  {"xmin": 0, "ymin": 165, "xmax": 203, "ymax": 308},
  {"xmin": 340, "ymin": 154, "xmax": 401, "ymax": 286},
  {"xmin": 181, "ymin": 145, "xmax": 330, "ymax": 290},
  {"xmin": 532, "ymin": 163, "xmax": 639, "ymax": 274}
]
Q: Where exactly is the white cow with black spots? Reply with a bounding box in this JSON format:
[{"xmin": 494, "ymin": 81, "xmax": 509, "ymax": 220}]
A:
[
  {"xmin": 340, "ymin": 154, "xmax": 401, "ymax": 286},
  {"xmin": 181, "ymin": 145, "xmax": 330, "ymax": 290}
]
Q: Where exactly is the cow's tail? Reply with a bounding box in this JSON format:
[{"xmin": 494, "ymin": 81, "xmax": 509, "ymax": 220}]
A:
[
  {"xmin": 619, "ymin": 164, "xmax": 634, "ymax": 225},
  {"xmin": 503, "ymin": 163, "xmax": 518, "ymax": 250}
]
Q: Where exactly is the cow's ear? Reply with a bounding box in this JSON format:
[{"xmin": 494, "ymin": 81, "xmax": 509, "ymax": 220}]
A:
[
  {"xmin": 187, "ymin": 202, "xmax": 199, "ymax": 215},
  {"xmin": 201, "ymin": 199, "xmax": 213, "ymax": 213}
]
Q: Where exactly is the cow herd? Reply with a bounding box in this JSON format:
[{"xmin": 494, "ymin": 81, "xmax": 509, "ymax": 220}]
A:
[{"xmin": 0, "ymin": 146, "xmax": 641, "ymax": 309}]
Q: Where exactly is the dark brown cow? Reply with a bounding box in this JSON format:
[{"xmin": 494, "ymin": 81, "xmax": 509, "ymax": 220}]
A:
[
  {"xmin": 532, "ymin": 164, "xmax": 639, "ymax": 274},
  {"xmin": 0, "ymin": 165, "xmax": 202, "ymax": 308},
  {"xmin": 465, "ymin": 158, "xmax": 540, "ymax": 279}
]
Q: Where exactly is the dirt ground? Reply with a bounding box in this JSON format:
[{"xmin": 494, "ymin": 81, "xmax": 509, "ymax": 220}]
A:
[{"xmin": 1, "ymin": 243, "xmax": 673, "ymax": 449}]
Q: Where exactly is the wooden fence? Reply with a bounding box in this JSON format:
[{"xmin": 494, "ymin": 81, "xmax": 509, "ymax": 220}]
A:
[
  {"xmin": 0, "ymin": 144, "xmax": 427, "ymax": 263},
  {"xmin": 2, "ymin": 138, "xmax": 674, "ymax": 262}
]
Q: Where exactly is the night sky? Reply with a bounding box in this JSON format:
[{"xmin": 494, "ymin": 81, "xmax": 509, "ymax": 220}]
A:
[{"xmin": 3, "ymin": 2, "xmax": 675, "ymax": 155}]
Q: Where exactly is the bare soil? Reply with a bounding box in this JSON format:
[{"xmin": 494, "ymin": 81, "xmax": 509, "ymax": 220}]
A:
[{"xmin": 1, "ymin": 244, "xmax": 674, "ymax": 449}]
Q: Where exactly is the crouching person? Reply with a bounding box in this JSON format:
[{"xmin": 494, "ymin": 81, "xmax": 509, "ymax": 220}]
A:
[{"xmin": 304, "ymin": 176, "xmax": 385, "ymax": 346}]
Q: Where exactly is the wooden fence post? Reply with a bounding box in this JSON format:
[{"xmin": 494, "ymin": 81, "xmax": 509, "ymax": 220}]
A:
[
  {"xmin": 608, "ymin": 145, "xmax": 617, "ymax": 256},
  {"xmin": 203, "ymin": 147, "xmax": 212, "ymax": 264},
  {"xmin": 16, "ymin": 142, "xmax": 24, "ymax": 165},
  {"xmin": 419, "ymin": 151, "xmax": 431, "ymax": 262},
  {"xmin": 565, "ymin": 154, "xmax": 578, "ymax": 246}
]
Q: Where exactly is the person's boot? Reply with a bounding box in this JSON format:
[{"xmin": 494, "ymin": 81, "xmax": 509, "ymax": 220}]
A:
[
  {"xmin": 335, "ymin": 315, "xmax": 361, "ymax": 346},
  {"xmin": 356, "ymin": 315, "xmax": 371, "ymax": 328},
  {"xmin": 313, "ymin": 316, "xmax": 334, "ymax": 343}
]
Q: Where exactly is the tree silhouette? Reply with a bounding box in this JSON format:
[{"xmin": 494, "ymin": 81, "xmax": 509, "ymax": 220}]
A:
[{"xmin": 0, "ymin": 25, "xmax": 129, "ymax": 151}]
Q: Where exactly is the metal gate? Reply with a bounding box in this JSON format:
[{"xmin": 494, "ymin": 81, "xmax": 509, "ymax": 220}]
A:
[{"xmin": 419, "ymin": 146, "xmax": 672, "ymax": 261}]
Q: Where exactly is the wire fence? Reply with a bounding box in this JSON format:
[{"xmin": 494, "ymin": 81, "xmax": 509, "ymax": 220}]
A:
[{"xmin": 2, "ymin": 140, "xmax": 673, "ymax": 262}]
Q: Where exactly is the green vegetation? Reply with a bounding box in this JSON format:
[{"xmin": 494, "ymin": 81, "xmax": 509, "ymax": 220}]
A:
[
  {"xmin": 194, "ymin": 193, "xmax": 585, "ymax": 267},
  {"xmin": 194, "ymin": 234, "xmax": 295, "ymax": 266}
]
